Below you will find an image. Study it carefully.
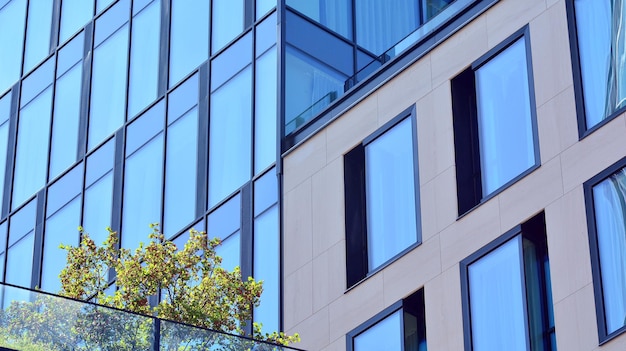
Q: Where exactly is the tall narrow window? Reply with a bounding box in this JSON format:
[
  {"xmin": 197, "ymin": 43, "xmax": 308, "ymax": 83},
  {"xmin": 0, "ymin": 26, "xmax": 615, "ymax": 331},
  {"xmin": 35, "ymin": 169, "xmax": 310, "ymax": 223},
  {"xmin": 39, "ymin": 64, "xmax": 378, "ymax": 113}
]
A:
[
  {"xmin": 452, "ymin": 28, "xmax": 538, "ymax": 215},
  {"xmin": 461, "ymin": 213, "xmax": 556, "ymax": 351},
  {"xmin": 344, "ymin": 108, "xmax": 420, "ymax": 287},
  {"xmin": 585, "ymin": 158, "xmax": 626, "ymax": 340}
]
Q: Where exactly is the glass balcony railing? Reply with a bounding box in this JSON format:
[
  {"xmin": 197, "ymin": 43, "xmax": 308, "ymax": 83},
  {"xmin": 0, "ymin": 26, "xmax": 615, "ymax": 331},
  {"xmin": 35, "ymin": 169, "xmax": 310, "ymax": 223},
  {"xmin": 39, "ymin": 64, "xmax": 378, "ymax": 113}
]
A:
[{"xmin": 0, "ymin": 283, "xmax": 301, "ymax": 351}]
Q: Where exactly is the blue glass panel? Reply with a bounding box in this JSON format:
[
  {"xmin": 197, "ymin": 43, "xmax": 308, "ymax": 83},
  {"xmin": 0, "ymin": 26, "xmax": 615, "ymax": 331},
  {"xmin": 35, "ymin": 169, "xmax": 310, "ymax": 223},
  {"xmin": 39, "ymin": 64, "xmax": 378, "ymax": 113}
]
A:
[
  {"xmin": 42, "ymin": 198, "xmax": 81, "ymax": 292},
  {"xmin": 164, "ymin": 107, "xmax": 198, "ymax": 235},
  {"xmin": 468, "ymin": 236, "xmax": 527, "ymax": 351},
  {"xmin": 255, "ymin": 12, "xmax": 276, "ymax": 57},
  {"xmin": 0, "ymin": 92, "xmax": 10, "ymax": 123},
  {"xmin": 0, "ymin": 220, "xmax": 6, "ymax": 257},
  {"xmin": 23, "ymin": 0, "xmax": 54, "ymax": 73},
  {"xmin": 0, "ymin": 122, "xmax": 8, "ymax": 209},
  {"xmin": 423, "ymin": 0, "xmax": 454, "ymax": 21},
  {"xmin": 12, "ymin": 87, "xmax": 53, "ymax": 209},
  {"xmin": 169, "ymin": 0, "xmax": 209, "ymax": 88},
  {"xmin": 254, "ymin": 48, "xmax": 276, "ymax": 174},
  {"xmin": 56, "ymin": 31, "xmax": 84, "ymax": 78},
  {"xmin": 353, "ymin": 310, "xmax": 403, "ymax": 350},
  {"xmin": 97, "ymin": 0, "xmax": 115, "ymax": 13},
  {"xmin": 133, "ymin": 0, "xmax": 154, "ymax": 15},
  {"xmin": 86, "ymin": 138, "xmax": 114, "ymax": 186},
  {"xmin": 355, "ymin": 0, "xmax": 419, "ymax": 55},
  {"xmin": 20, "ymin": 56, "xmax": 54, "ymax": 108},
  {"xmin": 46, "ymin": 163, "xmax": 83, "ymax": 216},
  {"xmin": 122, "ymin": 134, "xmax": 164, "ymax": 250},
  {"xmin": 0, "ymin": 0, "xmax": 26, "ymax": 94},
  {"xmin": 211, "ymin": 33, "xmax": 252, "ymax": 91},
  {"xmin": 476, "ymin": 39, "xmax": 535, "ymax": 195},
  {"xmin": 50, "ymin": 64, "xmax": 82, "ymax": 180},
  {"xmin": 128, "ymin": 0, "xmax": 160, "ymax": 119},
  {"xmin": 365, "ymin": 117, "xmax": 417, "ymax": 270},
  {"xmin": 286, "ymin": 0, "xmax": 351, "ymax": 39},
  {"xmin": 83, "ymin": 172, "xmax": 113, "ymax": 245},
  {"xmin": 5, "ymin": 233, "xmax": 34, "ymax": 287},
  {"xmin": 126, "ymin": 100, "xmax": 165, "ymax": 155},
  {"xmin": 59, "ymin": 0, "xmax": 94, "ymax": 45},
  {"xmin": 254, "ymin": 168, "xmax": 277, "ymax": 216},
  {"xmin": 253, "ymin": 204, "xmax": 278, "ymax": 333},
  {"xmin": 94, "ymin": 0, "xmax": 129, "ymax": 46},
  {"xmin": 89, "ymin": 24, "xmax": 129, "ymax": 150},
  {"xmin": 216, "ymin": 230, "xmax": 240, "ymax": 272},
  {"xmin": 207, "ymin": 193, "xmax": 240, "ymax": 239},
  {"xmin": 212, "ymin": 0, "xmax": 244, "ymax": 54},
  {"xmin": 208, "ymin": 68, "xmax": 252, "ymax": 207},
  {"xmin": 168, "ymin": 73, "xmax": 198, "ymax": 124},
  {"xmin": 256, "ymin": 0, "xmax": 274, "ymax": 20},
  {"xmin": 8, "ymin": 199, "xmax": 35, "ymax": 246}
]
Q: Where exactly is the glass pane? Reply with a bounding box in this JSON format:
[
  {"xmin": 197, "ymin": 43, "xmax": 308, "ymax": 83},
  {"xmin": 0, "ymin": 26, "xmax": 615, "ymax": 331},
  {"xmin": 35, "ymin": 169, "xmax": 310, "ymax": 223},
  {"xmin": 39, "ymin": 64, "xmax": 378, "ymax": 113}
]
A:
[
  {"xmin": 94, "ymin": 0, "xmax": 129, "ymax": 47},
  {"xmin": 59, "ymin": 0, "xmax": 94, "ymax": 44},
  {"xmin": 23, "ymin": 0, "xmax": 54, "ymax": 73},
  {"xmin": 353, "ymin": 310, "xmax": 403, "ymax": 351},
  {"xmin": 46, "ymin": 163, "xmax": 83, "ymax": 216},
  {"xmin": 365, "ymin": 117, "xmax": 417, "ymax": 270},
  {"xmin": 57, "ymin": 31, "xmax": 84, "ymax": 78},
  {"xmin": 468, "ymin": 236, "xmax": 528, "ymax": 351},
  {"xmin": 208, "ymin": 68, "xmax": 252, "ymax": 207},
  {"xmin": 256, "ymin": 0, "xmax": 274, "ymax": 20},
  {"xmin": 212, "ymin": 0, "xmax": 244, "ymax": 54},
  {"xmin": 168, "ymin": 73, "xmax": 198, "ymax": 123},
  {"xmin": 0, "ymin": 122, "xmax": 8, "ymax": 208},
  {"xmin": 164, "ymin": 107, "xmax": 198, "ymax": 235},
  {"xmin": 42, "ymin": 198, "xmax": 81, "ymax": 293},
  {"xmin": 13, "ymin": 87, "xmax": 53, "ymax": 209},
  {"xmin": 211, "ymin": 33, "xmax": 252, "ymax": 91},
  {"xmin": 128, "ymin": 0, "xmax": 160, "ymax": 119},
  {"xmin": 254, "ymin": 47, "xmax": 277, "ymax": 174},
  {"xmin": 86, "ymin": 138, "xmax": 114, "ymax": 186},
  {"xmin": 255, "ymin": 12, "xmax": 276, "ymax": 57},
  {"xmin": 254, "ymin": 168, "xmax": 277, "ymax": 216},
  {"xmin": 20, "ymin": 56, "xmax": 54, "ymax": 107},
  {"xmin": 89, "ymin": 24, "xmax": 129, "ymax": 150},
  {"xmin": 216, "ymin": 231, "xmax": 240, "ymax": 272},
  {"xmin": 0, "ymin": 0, "xmax": 27, "ymax": 94},
  {"xmin": 355, "ymin": 0, "xmax": 418, "ymax": 55},
  {"xmin": 253, "ymin": 204, "xmax": 279, "ymax": 333},
  {"xmin": 126, "ymin": 100, "xmax": 164, "ymax": 155},
  {"xmin": 6, "ymin": 200, "xmax": 36, "ymax": 288},
  {"xmin": 83, "ymin": 172, "xmax": 113, "ymax": 245},
  {"xmin": 169, "ymin": 0, "xmax": 209, "ymax": 87},
  {"xmin": 476, "ymin": 38, "xmax": 535, "ymax": 195},
  {"xmin": 286, "ymin": 0, "xmax": 351, "ymax": 39},
  {"xmin": 592, "ymin": 167, "xmax": 626, "ymax": 334},
  {"xmin": 208, "ymin": 194, "xmax": 241, "ymax": 239}
]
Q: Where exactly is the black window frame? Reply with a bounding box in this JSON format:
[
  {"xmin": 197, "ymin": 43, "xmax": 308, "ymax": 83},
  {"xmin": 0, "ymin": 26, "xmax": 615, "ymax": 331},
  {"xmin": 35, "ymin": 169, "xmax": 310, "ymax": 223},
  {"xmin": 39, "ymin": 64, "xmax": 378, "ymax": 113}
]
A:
[
  {"xmin": 346, "ymin": 288, "xmax": 426, "ymax": 351},
  {"xmin": 564, "ymin": 0, "xmax": 626, "ymax": 139},
  {"xmin": 583, "ymin": 155, "xmax": 626, "ymax": 344},
  {"xmin": 344, "ymin": 105, "xmax": 421, "ymax": 288},
  {"xmin": 451, "ymin": 25, "xmax": 540, "ymax": 216},
  {"xmin": 460, "ymin": 212, "xmax": 555, "ymax": 351}
]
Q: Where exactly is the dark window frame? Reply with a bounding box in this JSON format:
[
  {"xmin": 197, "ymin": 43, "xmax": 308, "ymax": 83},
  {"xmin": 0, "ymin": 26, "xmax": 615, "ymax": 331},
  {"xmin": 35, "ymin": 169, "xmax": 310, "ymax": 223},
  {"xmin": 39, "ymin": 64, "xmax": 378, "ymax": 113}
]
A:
[
  {"xmin": 459, "ymin": 212, "xmax": 554, "ymax": 351},
  {"xmin": 344, "ymin": 105, "xmax": 421, "ymax": 289},
  {"xmin": 583, "ymin": 155, "xmax": 626, "ymax": 344},
  {"xmin": 564, "ymin": 0, "xmax": 626, "ymax": 139},
  {"xmin": 451, "ymin": 25, "xmax": 540, "ymax": 216}
]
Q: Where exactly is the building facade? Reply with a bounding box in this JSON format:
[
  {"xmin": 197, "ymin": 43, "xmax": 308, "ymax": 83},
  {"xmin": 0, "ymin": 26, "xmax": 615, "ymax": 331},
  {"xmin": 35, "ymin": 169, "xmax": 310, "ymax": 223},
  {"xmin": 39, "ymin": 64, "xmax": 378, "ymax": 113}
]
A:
[{"xmin": 1, "ymin": 0, "xmax": 626, "ymax": 351}]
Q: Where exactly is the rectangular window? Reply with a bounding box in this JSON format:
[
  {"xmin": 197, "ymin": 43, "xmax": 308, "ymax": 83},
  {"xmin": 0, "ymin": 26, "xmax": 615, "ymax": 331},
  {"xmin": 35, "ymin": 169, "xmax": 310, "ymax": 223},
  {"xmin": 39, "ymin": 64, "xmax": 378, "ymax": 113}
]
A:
[
  {"xmin": 347, "ymin": 289, "xmax": 426, "ymax": 351},
  {"xmin": 567, "ymin": 0, "xmax": 626, "ymax": 134},
  {"xmin": 584, "ymin": 157, "xmax": 626, "ymax": 341},
  {"xmin": 451, "ymin": 27, "xmax": 538, "ymax": 215},
  {"xmin": 344, "ymin": 107, "xmax": 420, "ymax": 287},
  {"xmin": 460, "ymin": 213, "xmax": 556, "ymax": 351}
]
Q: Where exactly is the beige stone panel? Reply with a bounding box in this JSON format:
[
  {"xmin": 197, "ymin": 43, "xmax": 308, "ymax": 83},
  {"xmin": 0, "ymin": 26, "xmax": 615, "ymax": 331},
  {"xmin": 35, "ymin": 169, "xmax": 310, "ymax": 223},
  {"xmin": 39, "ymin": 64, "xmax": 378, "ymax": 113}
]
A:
[
  {"xmin": 561, "ymin": 115, "xmax": 626, "ymax": 193},
  {"xmin": 283, "ymin": 130, "xmax": 327, "ymax": 193},
  {"xmin": 312, "ymin": 241, "xmax": 346, "ymax": 313},
  {"xmin": 420, "ymin": 177, "xmax": 438, "ymax": 243},
  {"xmin": 554, "ymin": 284, "xmax": 598, "ymax": 351},
  {"xmin": 529, "ymin": 0, "xmax": 574, "ymax": 108},
  {"xmin": 284, "ymin": 262, "xmax": 313, "ymax": 329},
  {"xmin": 328, "ymin": 273, "xmax": 385, "ymax": 342},
  {"xmin": 431, "ymin": 15, "xmax": 488, "ymax": 87},
  {"xmin": 596, "ymin": 335, "xmax": 626, "ymax": 351},
  {"xmin": 322, "ymin": 337, "xmax": 345, "ymax": 351},
  {"xmin": 311, "ymin": 157, "xmax": 345, "ymax": 258},
  {"xmin": 546, "ymin": 0, "xmax": 560, "ymax": 9},
  {"xmin": 377, "ymin": 57, "xmax": 431, "ymax": 125},
  {"xmin": 536, "ymin": 86, "xmax": 579, "ymax": 163},
  {"xmin": 326, "ymin": 95, "xmax": 378, "ymax": 162},
  {"xmin": 545, "ymin": 185, "xmax": 593, "ymax": 304},
  {"xmin": 425, "ymin": 265, "xmax": 465, "ymax": 351},
  {"xmin": 283, "ymin": 178, "xmax": 313, "ymax": 277},
  {"xmin": 417, "ymin": 81, "xmax": 455, "ymax": 184},
  {"xmin": 382, "ymin": 236, "xmax": 442, "ymax": 306},
  {"xmin": 485, "ymin": 0, "xmax": 546, "ymax": 48},
  {"xmin": 498, "ymin": 158, "xmax": 564, "ymax": 231},
  {"xmin": 286, "ymin": 307, "xmax": 330, "ymax": 351},
  {"xmin": 434, "ymin": 166, "xmax": 459, "ymax": 233},
  {"xmin": 440, "ymin": 197, "xmax": 502, "ymax": 270}
]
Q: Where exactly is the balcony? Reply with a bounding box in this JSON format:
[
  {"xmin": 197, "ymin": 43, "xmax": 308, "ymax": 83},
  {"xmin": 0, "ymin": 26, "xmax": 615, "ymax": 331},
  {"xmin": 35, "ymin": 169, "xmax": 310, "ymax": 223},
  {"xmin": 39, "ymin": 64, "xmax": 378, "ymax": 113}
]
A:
[{"xmin": 0, "ymin": 283, "xmax": 301, "ymax": 351}]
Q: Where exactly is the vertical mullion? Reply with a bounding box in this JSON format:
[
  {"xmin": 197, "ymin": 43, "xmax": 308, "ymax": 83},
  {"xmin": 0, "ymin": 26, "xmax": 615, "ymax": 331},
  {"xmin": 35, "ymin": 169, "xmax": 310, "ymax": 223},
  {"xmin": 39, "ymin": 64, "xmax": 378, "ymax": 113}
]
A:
[
  {"xmin": 77, "ymin": 22, "xmax": 94, "ymax": 160},
  {"xmin": 2, "ymin": 84, "xmax": 20, "ymax": 218},
  {"xmin": 196, "ymin": 62, "xmax": 209, "ymax": 217},
  {"xmin": 158, "ymin": 0, "xmax": 170, "ymax": 95},
  {"xmin": 50, "ymin": 0, "xmax": 61, "ymax": 53},
  {"xmin": 31, "ymin": 188, "xmax": 45, "ymax": 289}
]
